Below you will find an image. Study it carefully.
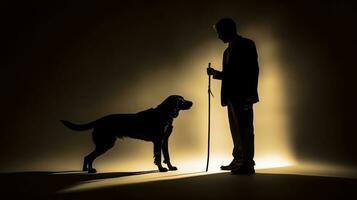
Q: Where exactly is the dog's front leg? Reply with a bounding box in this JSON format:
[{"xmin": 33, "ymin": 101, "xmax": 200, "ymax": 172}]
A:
[
  {"xmin": 162, "ymin": 125, "xmax": 177, "ymax": 170},
  {"xmin": 163, "ymin": 138, "xmax": 177, "ymax": 171},
  {"xmin": 154, "ymin": 140, "xmax": 168, "ymax": 172}
]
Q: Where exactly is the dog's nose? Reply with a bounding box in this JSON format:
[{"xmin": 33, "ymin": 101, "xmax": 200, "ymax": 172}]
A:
[{"xmin": 187, "ymin": 101, "xmax": 193, "ymax": 107}]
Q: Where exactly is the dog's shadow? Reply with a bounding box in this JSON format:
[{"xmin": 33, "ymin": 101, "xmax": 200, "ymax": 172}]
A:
[{"xmin": 0, "ymin": 170, "xmax": 158, "ymax": 196}]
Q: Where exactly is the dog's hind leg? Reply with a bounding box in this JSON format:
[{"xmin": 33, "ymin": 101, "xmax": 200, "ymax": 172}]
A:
[
  {"xmin": 84, "ymin": 137, "xmax": 116, "ymax": 173},
  {"xmin": 83, "ymin": 158, "xmax": 89, "ymax": 171},
  {"xmin": 84, "ymin": 146, "xmax": 112, "ymax": 173}
]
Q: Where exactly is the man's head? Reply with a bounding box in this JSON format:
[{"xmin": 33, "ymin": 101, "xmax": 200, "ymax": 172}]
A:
[{"xmin": 214, "ymin": 18, "xmax": 237, "ymax": 43}]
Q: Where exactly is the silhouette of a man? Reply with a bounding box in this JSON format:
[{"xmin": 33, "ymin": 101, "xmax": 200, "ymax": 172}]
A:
[{"xmin": 207, "ymin": 18, "xmax": 259, "ymax": 175}]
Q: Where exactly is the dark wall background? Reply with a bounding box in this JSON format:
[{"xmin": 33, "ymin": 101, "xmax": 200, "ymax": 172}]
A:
[{"xmin": 2, "ymin": 0, "xmax": 357, "ymax": 170}]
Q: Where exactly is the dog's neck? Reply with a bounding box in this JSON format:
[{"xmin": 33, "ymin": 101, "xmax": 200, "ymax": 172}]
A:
[{"xmin": 154, "ymin": 106, "xmax": 174, "ymax": 123}]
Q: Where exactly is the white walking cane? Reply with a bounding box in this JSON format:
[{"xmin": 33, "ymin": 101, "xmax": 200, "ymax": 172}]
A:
[{"xmin": 206, "ymin": 63, "xmax": 214, "ymax": 172}]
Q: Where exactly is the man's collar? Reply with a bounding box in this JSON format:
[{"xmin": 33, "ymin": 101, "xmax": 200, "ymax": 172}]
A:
[{"xmin": 228, "ymin": 34, "xmax": 241, "ymax": 47}]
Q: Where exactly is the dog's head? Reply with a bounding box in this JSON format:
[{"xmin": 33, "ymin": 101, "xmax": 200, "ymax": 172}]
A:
[{"xmin": 159, "ymin": 95, "xmax": 193, "ymax": 118}]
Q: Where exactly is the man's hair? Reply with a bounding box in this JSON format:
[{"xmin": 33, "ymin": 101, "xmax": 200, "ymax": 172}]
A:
[{"xmin": 214, "ymin": 18, "xmax": 237, "ymax": 34}]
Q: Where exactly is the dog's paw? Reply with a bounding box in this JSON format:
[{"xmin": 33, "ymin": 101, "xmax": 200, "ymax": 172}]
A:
[
  {"xmin": 88, "ymin": 168, "xmax": 97, "ymax": 173},
  {"xmin": 168, "ymin": 166, "xmax": 178, "ymax": 171},
  {"xmin": 159, "ymin": 167, "xmax": 168, "ymax": 172}
]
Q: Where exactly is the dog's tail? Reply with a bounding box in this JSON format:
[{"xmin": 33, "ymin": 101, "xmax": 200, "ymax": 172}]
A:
[{"xmin": 60, "ymin": 120, "xmax": 95, "ymax": 131}]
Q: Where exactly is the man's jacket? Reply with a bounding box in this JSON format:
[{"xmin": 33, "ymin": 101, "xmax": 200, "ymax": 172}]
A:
[{"xmin": 214, "ymin": 35, "xmax": 259, "ymax": 106}]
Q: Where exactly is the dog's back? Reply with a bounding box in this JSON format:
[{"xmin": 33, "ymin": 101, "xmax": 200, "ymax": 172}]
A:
[
  {"xmin": 61, "ymin": 108, "xmax": 163, "ymax": 141},
  {"xmin": 91, "ymin": 108, "xmax": 164, "ymax": 141}
]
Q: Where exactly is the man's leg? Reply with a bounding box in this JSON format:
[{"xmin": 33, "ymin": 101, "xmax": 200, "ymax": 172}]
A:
[
  {"xmin": 240, "ymin": 104, "xmax": 255, "ymax": 166},
  {"xmin": 228, "ymin": 102, "xmax": 243, "ymax": 162},
  {"xmin": 232, "ymin": 104, "xmax": 255, "ymax": 174},
  {"xmin": 246, "ymin": 105, "xmax": 255, "ymax": 167},
  {"xmin": 221, "ymin": 101, "xmax": 243, "ymax": 170}
]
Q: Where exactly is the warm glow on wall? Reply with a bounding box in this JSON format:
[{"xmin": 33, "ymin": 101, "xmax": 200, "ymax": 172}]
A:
[
  {"xmin": 84, "ymin": 24, "xmax": 296, "ymax": 172},
  {"xmin": 23, "ymin": 24, "xmax": 295, "ymax": 173},
  {"xmin": 249, "ymin": 25, "xmax": 295, "ymax": 168}
]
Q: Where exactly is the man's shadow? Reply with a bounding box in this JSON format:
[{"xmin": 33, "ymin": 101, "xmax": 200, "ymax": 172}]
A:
[{"xmin": 0, "ymin": 170, "xmax": 157, "ymax": 196}]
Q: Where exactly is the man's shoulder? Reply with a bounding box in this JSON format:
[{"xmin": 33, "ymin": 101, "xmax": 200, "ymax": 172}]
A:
[
  {"xmin": 240, "ymin": 36, "xmax": 256, "ymax": 47},
  {"xmin": 230, "ymin": 36, "xmax": 256, "ymax": 50}
]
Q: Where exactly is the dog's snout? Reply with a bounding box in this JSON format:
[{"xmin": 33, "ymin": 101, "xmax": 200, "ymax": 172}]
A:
[
  {"xmin": 182, "ymin": 100, "xmax": 193, "ymax": 110},
  {"xmin": 187, "ymin": 101, "xmax": 193, "ymax": 107}
]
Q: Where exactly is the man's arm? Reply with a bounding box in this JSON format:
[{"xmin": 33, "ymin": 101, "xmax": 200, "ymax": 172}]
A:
[
  {"xmin": 207, "ymin": 68, "xmax": 223, "ymax": 80},
  {"xmin": 213, "ymin": 70, "xmax": 223, "ymax": 80}
]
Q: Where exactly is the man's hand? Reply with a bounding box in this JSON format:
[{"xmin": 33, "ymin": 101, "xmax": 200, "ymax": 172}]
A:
[{"xmin": 207, "ymin": 67, "xmax": 217, "ymax": 76}]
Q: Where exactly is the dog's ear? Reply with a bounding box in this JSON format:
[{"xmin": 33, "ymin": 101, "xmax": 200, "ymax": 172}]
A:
[
  {"xmin": 170, "ymin": 96, "xmax": 181, "ymax": 118},
  {"xmin": 158, "ymin": 95, "xmax": 178, "ymax": 118},
  {"xmin": 160, "ymin": 96, "xmax": 181, "ymax": 118}
]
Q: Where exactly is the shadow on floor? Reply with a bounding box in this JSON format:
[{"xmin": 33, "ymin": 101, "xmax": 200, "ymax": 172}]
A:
[
  {"xmin": 0, "ymin": 170, "xmax": 157, "ymax": 199},
  {"xmin": 1, "ymin": 171, "xmax": 356, "ymax": 200}
]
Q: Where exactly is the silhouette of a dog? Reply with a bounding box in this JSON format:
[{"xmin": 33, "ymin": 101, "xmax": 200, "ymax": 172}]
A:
[{"xmin": 61, "ymin": 95, "xmax": 193, "ymax": 173}]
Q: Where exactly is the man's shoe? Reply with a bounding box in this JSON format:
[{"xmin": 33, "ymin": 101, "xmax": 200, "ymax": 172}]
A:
[
  {"xmin": 231, "ymin": 166, "xmax": 255, "ymax": 175},
  {"xmin": 220, "ymin": 160, "xmax": 240, "ymax": 170}
]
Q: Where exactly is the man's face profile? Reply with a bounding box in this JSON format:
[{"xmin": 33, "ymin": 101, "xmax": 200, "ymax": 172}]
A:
[{"xmin": 216, "ymin": 30, "xmax": 230, "ymax": 43}]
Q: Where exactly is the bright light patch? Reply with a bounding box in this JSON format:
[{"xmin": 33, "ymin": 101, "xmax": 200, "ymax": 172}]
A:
[{"xmin": 255, "ymin": 155, "xmax": 294, "ymax": 169}]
